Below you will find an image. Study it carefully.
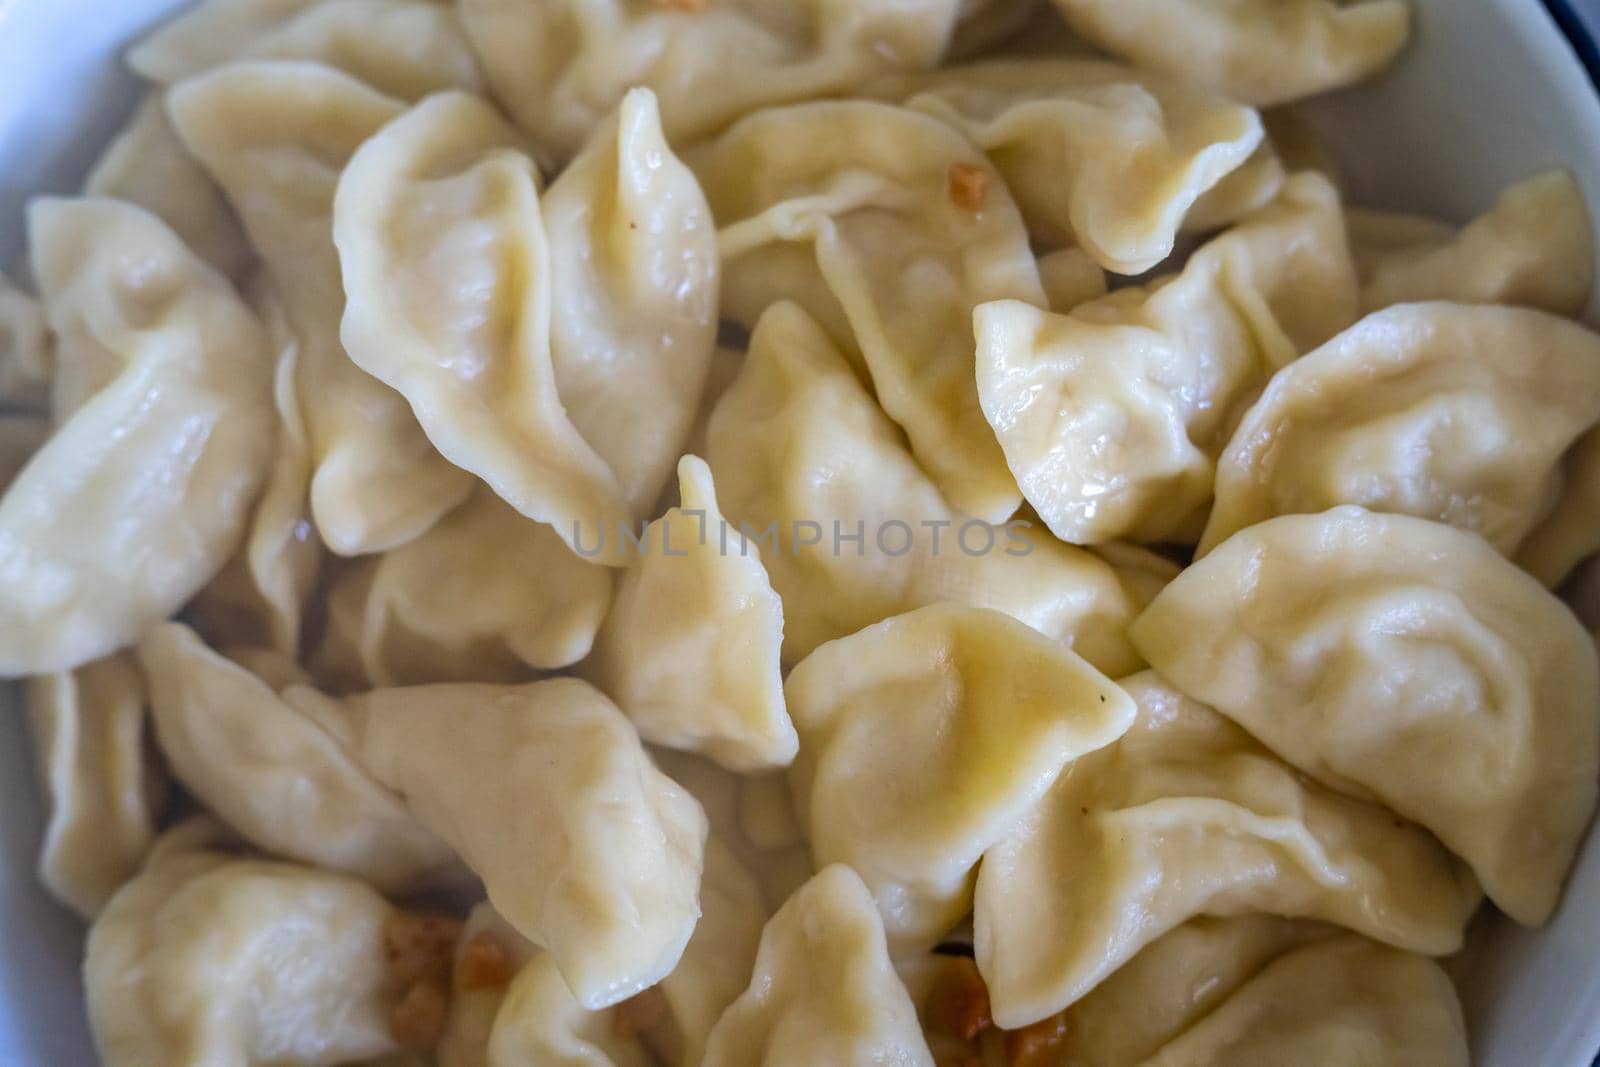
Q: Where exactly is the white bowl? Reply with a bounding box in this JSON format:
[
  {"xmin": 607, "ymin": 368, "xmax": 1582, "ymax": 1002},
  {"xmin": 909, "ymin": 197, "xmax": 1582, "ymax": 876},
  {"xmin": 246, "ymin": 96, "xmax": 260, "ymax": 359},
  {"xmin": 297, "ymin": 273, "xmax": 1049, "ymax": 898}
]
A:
[{"xmin": 1, "ymin": 1, "xmax": 1599, "ymax": 1064}]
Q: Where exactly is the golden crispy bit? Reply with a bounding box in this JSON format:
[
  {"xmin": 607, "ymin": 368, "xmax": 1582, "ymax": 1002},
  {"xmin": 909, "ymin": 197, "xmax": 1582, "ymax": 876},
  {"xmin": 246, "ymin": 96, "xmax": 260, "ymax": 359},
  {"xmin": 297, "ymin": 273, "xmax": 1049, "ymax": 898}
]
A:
[
  {"xmin": 948, "ymin": 162, "xmax": 989, "ymax": 213},
  {"xmin": 390, "ymin": 977, "xmax": 451, "ymax": 1051},
  {"xmin": 652, "ymin": 0, "xmax": 709, "ymax": 11},
  {"xmin": 926, "ymin": 957, "xmax": 993, "ymax": 1042},
  {"xmin": 613, "ymin": 985, "xmax": 670, "ymax": 1040},
  {"xmin": 456, "ymin": 930, "xmax": 519, "ymax": 992},
  {"xmin": 383, "ymin": 912, "xmax": 465, "ymax": 983},
  {"xmin": 1004, "ymin": 1012, "xmax": 1069, "ymax": 1067}
]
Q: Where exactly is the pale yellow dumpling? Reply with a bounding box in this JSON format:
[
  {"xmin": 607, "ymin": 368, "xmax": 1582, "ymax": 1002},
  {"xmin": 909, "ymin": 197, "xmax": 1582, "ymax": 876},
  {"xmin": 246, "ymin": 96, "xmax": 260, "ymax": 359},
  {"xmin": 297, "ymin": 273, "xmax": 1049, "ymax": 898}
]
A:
[{"xmin": 1132, "ymin": 507, "xmax": 1600, "ymax": 925}]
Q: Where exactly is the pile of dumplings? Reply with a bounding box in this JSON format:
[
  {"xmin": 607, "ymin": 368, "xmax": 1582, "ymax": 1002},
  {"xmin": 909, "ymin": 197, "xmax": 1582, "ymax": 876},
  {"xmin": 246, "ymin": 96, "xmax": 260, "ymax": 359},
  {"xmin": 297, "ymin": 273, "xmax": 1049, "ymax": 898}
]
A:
[{"xmin": 4, "ymin": 0, "xmax": 1599, "ymax": 1064}]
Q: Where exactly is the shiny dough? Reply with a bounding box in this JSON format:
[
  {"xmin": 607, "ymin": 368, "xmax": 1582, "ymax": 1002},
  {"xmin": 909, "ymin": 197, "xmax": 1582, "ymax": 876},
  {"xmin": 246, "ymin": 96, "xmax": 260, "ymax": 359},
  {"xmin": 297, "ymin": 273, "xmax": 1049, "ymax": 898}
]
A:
[
  {"xmin": 1201, "ymin": 302, "xmax": 1600, "ymax": 556},
  {"xmin": 1131, "ymin": 507, "xmax": 1600, "ymax": 925},
  {"xmin": 706, "ymin": 301, "xmax": 1146, "ymax": 674},
  {"xmin": 0, "ymin": 198, "xmax": 274, "ymax": 675},
  {"xmin": 785, "ymin": 603, "xmax": 1135, "ymax": 951},
  {"xmin": 974, "ymin": 671, "xmax": 1478, "ymax": 1027}
]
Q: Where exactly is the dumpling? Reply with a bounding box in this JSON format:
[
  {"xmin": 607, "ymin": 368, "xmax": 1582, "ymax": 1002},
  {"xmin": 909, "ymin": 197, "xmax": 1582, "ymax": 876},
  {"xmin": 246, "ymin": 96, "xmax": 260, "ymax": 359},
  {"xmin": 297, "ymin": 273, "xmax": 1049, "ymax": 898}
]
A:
[
  {"xmin": 1200, "ymin": 302, "xmax": 1600, "ymax": 555},
  {"xmin": 0, "ymin": 271, "xmax": 51, "ymax": 407},
  {"xmin": 681, "ymin": 346, "xmax": 745, "ymax": 468},
  {"xmin": 139, "ymin": 623, "xmax": 456, "ymax": 891},
  {"xmin": 457, "ymin": 0, "xmax": 962, "ymax": 167},
  {"xmin": 699, "ymin": 865, "xmax": 935, "ymax": 1067},
  {"xmin": 1518, "ymin": 426, "xmax": 1600, "ymax": 587},
  {"xmin": 86, "ymin": 832, "xmax": 406, "ymax": 1067},
  {"xmin": 691, "ymin": 100, "xmax": 1043, "ymax": 522},
  {"xmin": 484, "ymin": 953, "xmax": 656, "ymax": 1067},
  {"xmin": 974, "ymin": 172, "xmax": 1360, "ymax": 545},
  {"xmin": 588, "ymin": 455, "xmax": 793, "ymax": 773},
  {"xmin": 542, "ymin": 89, "xmax": 719, "ymax": 520},
  {"xmin": 436, "ymin": 904, "xmax": 538, "ymax": 1067},
  {"xmin": 187, "ymin": 278, "xmax": 321, "ymax": 655},
  {"xmin": 706, "ymin": 301, "xmax": 1145, "ymax": 674},
  {"xmin": 974, "ymin": 670, "xmax": 1478, "ymax": 1027},
  {"xmin": 1055, "ymin": 916, "xmax": 1335, "ymax": 1066},
  {"xmin": 481, "ymin": 838, "xmax": 767, "ymax": 1067},
  {"xmin": 168, "ymin": 61, "xmax": 475, "ymax": 556},
  {"xmin": 1136, "ymin": 935, "xmax": 1468, "ymax": 1067},
  {"xmin": 0, "ymin": 198, "xmax": 274, "ymax": 675},
  {"xmin": 1352, "ymin": 170, "xmax": 1593, "ymax": 315},
  {"xmin": 332, "ymin": 89, "xmax": 632, "ymax": 564},
  {"xmin": 1130, "ymin": 507, "xmax": 1600, "ymax": 925},
  {"xmin": 84, "ymin": 94, "xmax": 254, "ymax": 281},
  {"xmin": 885, "ymin": 58, "xmax": 1264, "ymax": 273},
  {"xmin": 1050, "ymin": 0, "xmax": 1411, "ymax": 107},
  {"xmin": 131, "ymin": 0, "xmax": 484, "ymax": 100},
  {"xmin": 25, "ymin": 654, "xmax": 162, "ymax": 919},
  {"xmin": 1036, "ymin": 246, "xmax": 1107, "ymax": 313},
  {"xmin": 287, "ymin": 677, "xmax": 707, "ymax": 1008},
  {"xmin": 315, "ymin": 487, "xmax": 613, "ymax": 689},
  {"xmin": 786, "ymin": 603, "xmax": 1136, "ymax": 950},
  {"xmin": 653, "ymin": 751, "xmax": 816, "ymax": 915}
]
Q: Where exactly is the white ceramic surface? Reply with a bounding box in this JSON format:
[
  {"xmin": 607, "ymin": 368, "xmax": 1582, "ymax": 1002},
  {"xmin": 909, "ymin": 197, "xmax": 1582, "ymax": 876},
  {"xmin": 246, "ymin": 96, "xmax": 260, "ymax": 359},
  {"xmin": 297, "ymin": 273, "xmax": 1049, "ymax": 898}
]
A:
[{"xmin": 1, "ymin": 1, "xmax": 1599, "ymax": 1064}]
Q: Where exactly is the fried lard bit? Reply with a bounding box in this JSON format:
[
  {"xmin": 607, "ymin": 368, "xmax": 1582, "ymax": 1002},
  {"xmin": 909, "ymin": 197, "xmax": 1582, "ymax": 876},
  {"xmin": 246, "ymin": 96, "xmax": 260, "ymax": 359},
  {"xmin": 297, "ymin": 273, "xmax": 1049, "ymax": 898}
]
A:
[
  {"xmin": 384, "ymin": 912, "xmax": 465, "ymax": 982},
  {"xmin": 948, "ymin": 162, "xmax": 990, "ymax": 212},
  {"xmin": 391, "ymin": 976, "xmax": 451, "ymax": 1051},
  {"xmin": 458, "ymin": 929, "xmax": 520, "ymax": 992},
  {"xmin": 1005, "ymin": 1012, "xmax": 1070, "ymax": 1066},
  {"xmin": 926, "ymin": 956, "xmax": 994, "ymax": 1043}
]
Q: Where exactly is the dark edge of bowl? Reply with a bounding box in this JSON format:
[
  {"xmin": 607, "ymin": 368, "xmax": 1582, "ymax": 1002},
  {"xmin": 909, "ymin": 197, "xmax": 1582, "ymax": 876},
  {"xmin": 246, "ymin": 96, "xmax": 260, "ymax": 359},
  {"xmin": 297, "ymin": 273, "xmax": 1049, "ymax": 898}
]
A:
[{"xmin": 1547, "ymin": 0, "xmax": 1600, "ymax": 90}]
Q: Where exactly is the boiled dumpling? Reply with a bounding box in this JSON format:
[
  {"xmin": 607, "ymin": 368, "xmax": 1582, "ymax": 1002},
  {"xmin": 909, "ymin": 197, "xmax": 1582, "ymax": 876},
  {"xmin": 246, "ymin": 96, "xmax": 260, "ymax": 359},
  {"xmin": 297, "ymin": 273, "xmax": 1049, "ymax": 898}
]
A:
[
  {"xmin": 974, "ymin": 670, "xmax": 1479, "ymax": 1027},
  {"xmin": 653, "ymin": 751, "xmax": 816, "ymax": 915},
  {"xmin": 1050, "ymin": 0, "xmax": 1411, "ymax": 107},
  {"xmin": 315, "ymin": 487, "xmax": 613, "ymax": 689},
  {"xmin": 139, "ymin": 623, "xmax": 455, "ymax": 891},
  {"xmin": 131, "ymin": 0, "xmax": 484, "ymax": 100},
  {"xmin": 1136, "ymin": 934, "xmax": 1468, "ymax": 1066},
  {"xmin": 332, "ymin": 89, "xmax": 634, "ymax": 564},
  {"xmin": 1518, "ymin": 426, "xmax": 1600, "ymax": 587},
  {"xmin": 974, "ymin": 172, "xmax": 1360, "ymax": 544},
  {"xmin": 169, "ymin": 61, "xmax": 476, "ymax": 556},
  {"xmin": 542, "ymin": 88, "xmax": 719, "ymax": 521},
  {"xmin": 287, "ymin": 677, "xmax": 707, "ymax": 1008},
  {"xmin": 458, "ymin": 0, "xmax": 962, "ymax": 167},
  {"xmin": 187, "ymin": 278, "xmax": 321, "ymax": 655},
  {"xmin": 0, "ymin": 271, "xmax": 51, "ymax": 407},
  {"xmin": 86, "ymin": 829, "xmax": 406, "ymax": 1067},
  {"xmin": 84, "ymin": 93, "xmax": 254, "ymax": 280},
  {"xmin": 1131, "ymin": 507, "xmax": 1600, "ymax": 925},
  {"xmin": 706, "ymin": 301, "xmax": 1146, "ymax": 674},
  {"xmin": 786, "ymin": 603, "xmax": 1136, "ymax": 950},
  {"xmin": 883, "ymin": 58, "xmax": 1264, "ymax": 273},
  {"xmin": 1200, "ymin": 302, "xmax": 1600, "ymax": 555},
  {"xmin": 691, "ymin": 99, "xmax": 1043, "ymax": 522},
  {"xmin": 1352, "ymin": 170, "xmax": 1593, "ymax": 315},
  {"xmin": 480, "ymin": 838, "xmax": 767, "ymax": 1067},
  {"xmin": 25, "ymin": 654, "xmax": 162, "ymax": 919},
  {"xmin": 436, "ymin": 904, "xmax": 538, "ymax": 1067},
  {"xmin": 589, "ymin": 455, "xmax": 793, "ymax": 773},
  {"xmin": 0, "ymin": 198, "xmax": 274, "ymax": 675},
  {"xmin": 1055, "ymin": 916, "xmax": 1335, "ymax": 1066},
  {"xmin": 699, "ymin": 865, "xmax": 935, "ymax": 1067}
]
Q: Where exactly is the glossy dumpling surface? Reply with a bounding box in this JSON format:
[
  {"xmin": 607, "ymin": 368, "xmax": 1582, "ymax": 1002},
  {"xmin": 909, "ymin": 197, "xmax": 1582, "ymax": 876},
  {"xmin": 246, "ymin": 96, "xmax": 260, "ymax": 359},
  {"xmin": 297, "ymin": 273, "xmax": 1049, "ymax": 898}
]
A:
[
  {"xmin": 0, "ymin": 198, "xmax": 274, "ymax": 674},
  {"xmin": 1201, "ymin": 302, "xmax": 1600, "ymax": 555},
  {"xmin": 1132, "ymin": 506, "xmax": 1600, "ymax": 925}
]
